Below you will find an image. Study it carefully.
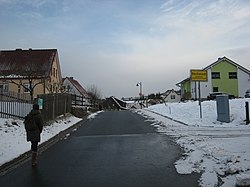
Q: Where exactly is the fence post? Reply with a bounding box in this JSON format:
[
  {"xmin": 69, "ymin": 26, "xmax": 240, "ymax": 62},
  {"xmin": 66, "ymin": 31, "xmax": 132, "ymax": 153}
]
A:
[
  {"xmin": 246, "ymin": 102, "xmax": 249, "ymax": 125},
  {"xmin": 64, "ymin": 93, "xmax": 67, "ymax": 115},
  {"xmin": 53, "ymin": 94, "xmax": 55, "ymax": 119}
]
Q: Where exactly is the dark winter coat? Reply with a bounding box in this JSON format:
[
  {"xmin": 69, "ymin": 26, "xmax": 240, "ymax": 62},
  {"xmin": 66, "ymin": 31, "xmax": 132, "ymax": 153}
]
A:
[{"xmin": 24, "ymin": 109, "xmax": 44, "ymax": 142}]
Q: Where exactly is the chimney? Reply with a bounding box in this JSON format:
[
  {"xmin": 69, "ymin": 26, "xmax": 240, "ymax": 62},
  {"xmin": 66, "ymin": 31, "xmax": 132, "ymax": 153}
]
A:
[{"xmin": 16, "ymin": 48, "xmax": 22, "ymax": 51}]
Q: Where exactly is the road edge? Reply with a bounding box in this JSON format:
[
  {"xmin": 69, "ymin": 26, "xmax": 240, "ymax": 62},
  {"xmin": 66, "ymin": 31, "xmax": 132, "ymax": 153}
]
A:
[{"xmin": 0, "ymin": 117, "xmax": 87, "ymax": 176}]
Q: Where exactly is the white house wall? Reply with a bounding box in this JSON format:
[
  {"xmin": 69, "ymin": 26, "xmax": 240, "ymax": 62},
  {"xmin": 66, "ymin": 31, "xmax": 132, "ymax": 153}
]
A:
[
  {"xmin": 164, "ymin": 91, "xmax": 181, "ymax": 103},
  {"xmin": 190, "ymin": 81, "xmax": 197, "ymax": 99},
  {"xmin": 201, "ymin": 68, "xmax": 212, "ymax": 98},
  {"xmin": 165, "ymin": 95, "xmax": 180, "ymax": 103},
  {"xmin": 238, "ymin": 68, "xmax": 250, "ymax": 97},
  {"xmin": 63, "ymin": 79, "xmax": 81, "ymax": 96}
]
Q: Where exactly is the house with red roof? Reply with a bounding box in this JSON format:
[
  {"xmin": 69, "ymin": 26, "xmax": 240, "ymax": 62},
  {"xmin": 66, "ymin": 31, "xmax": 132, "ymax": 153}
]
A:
[
  {"xmin": 0, "ymin": 48, "xmax": 62, "ymax": 100},
  {"xmin": 62, "ymin": 77, "xmax": 90, "ymax": 106}
]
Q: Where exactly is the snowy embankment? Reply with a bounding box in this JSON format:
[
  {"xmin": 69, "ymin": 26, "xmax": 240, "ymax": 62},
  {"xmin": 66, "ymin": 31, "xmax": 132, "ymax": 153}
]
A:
[
  {"xmin": 0, "ymin": 115, "xmax": 83, "ymax": 166},
  {"xmin": 137, "ymin": 98, "xmax": 250, "ymax": 187}
]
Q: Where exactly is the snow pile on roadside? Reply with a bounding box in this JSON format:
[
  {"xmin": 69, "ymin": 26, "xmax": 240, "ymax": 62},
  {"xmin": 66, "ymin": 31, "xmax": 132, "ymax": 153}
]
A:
[
  {"xmin": 137, "ymin": 98, "xmax": 250, "ymax": 187},
  {"xmin": 87, "ymin": 111, "xmax": 103, "ymax": 120},
  {"xmin": 0, "ymin": 115, "xmax": 82, "ymax": 166}
]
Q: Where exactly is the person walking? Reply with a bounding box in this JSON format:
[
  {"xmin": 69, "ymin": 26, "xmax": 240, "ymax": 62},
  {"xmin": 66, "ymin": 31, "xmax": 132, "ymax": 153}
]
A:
[{"xmin": 24, "ymin": 103, "xmax": 44, "ymax": 167}]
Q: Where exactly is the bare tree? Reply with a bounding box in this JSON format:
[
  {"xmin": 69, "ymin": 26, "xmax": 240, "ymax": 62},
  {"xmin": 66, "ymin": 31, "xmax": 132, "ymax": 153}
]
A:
[
  {"xmin": 87, "ymin": 85, "xmax": 102, "ymax": 109},
  {"xmin": 60, "ymin": 84, "xmax": 74, "ymax": 94},
  {"xmin": 3, "ymin": 56, "xmax": 46, "ymax": 101}
]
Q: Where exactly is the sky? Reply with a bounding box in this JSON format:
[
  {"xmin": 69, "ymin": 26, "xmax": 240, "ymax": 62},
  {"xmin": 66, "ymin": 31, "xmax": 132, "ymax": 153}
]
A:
[{"xmin": 1, "ymin": 0, "xmax": 250, "ymax": 98}]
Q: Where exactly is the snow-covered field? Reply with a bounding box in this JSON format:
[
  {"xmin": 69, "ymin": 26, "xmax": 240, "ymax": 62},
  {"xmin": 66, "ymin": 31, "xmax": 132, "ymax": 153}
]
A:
[
  {"xmin": 137, "ymin": 98, "xmax": 250, "ymax": 187},
  {"xmin": 0, "ymin": 115, "xmax": 82, "ymax": 166}
]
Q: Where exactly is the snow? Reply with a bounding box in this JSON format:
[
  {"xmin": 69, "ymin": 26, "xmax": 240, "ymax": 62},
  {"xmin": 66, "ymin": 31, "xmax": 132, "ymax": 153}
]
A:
[
  {"xmin": 87, "ymin": 111, "xmax": 103, "ymax": 120},
  {"xmin": 0, "ymin": 115, "xmax": 83, "ymax": 166},
  {"xmin": 1, "ymin": 99, "xmax": 250, "ymax": 186},
  {"xmin": 136, "ymin": 98, "xmax": 250, "ymax": 187}
]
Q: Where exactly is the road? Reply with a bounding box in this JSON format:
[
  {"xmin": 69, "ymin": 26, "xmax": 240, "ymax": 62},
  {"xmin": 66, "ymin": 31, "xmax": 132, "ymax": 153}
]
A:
[{"xmin": 0, "ymin": 110, "xmax": 200, "ymax": 187}]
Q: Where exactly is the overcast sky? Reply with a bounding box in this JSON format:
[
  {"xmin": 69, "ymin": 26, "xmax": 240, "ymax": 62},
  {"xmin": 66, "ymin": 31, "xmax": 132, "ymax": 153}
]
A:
[{"xmin": 1, "ymin": 0, "xmax": 250, "ymax": 98}]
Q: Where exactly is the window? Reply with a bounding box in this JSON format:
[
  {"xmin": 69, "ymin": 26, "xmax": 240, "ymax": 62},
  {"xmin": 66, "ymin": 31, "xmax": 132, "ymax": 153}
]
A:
[
  {"xmin": 53, "ymin": 68, "xmax": 56, "ymax": 77},
  {"xmin": 229, "ymin": 72, "xmax": 237, "ymax": 79},
  {"xmin": 171, "ymin": 95, "xmax": 176, "ymax": 100},
  {"xmin": 24, "ymin": 83, "xmax": 33, "ymax": 93},
  {"xmin": 212, "ymin": 72, "xmax": 220, "ymax": 79},
  {"xmin": 0, "ymin": 84, "xmax": 8, "ymax": 93}
]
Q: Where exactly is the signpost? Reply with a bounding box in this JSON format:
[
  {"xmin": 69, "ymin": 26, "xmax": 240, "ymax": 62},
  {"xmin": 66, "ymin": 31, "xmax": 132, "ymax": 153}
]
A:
[
  {"xmin": 38, "ymin": 98, "xmax": 43, "ymax": 110},
  {"xmin": 190, "ymin": 70, "xmax": 208, "ymax": 118},
  {"xmin": 191, "ymin": 70, "xmax": 207, "ymax": 81}
]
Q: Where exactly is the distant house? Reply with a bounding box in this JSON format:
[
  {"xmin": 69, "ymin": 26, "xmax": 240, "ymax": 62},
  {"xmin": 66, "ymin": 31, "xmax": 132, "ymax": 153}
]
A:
[
  {"xmin": 0, "ymin": 48, "xmax": 62, "ymax": 100},
  {"xmin": 176, "ymin": 57, "xmax": 250, "ymax": 100},
  {"xmin": 102, "ymin": 96, "xmax": 127, "ymax": 110},
  {"xmin": 62, "ymin": 77, "xmax": 90, "ymax": 106},
  {"xmin": 162, "ymin": 89, "xmax": 181, "ymax": 103}
]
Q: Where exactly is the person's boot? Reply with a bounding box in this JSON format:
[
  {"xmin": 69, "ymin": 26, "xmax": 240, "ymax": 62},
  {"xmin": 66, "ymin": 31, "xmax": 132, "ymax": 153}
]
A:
[{"xmin": 31, "ymin": 151, "xmax": 37, "ymax": 166}]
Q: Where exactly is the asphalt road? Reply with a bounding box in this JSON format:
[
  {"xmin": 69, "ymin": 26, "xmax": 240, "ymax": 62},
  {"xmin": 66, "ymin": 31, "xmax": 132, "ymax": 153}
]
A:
[{"xmin": 0, "ymin": 110, "xmax": 200, "ymax": 187}]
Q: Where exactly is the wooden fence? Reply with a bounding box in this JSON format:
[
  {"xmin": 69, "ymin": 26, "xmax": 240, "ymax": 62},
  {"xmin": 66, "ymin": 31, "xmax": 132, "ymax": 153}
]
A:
[
  {"xmin": 0, "ymin": 91, "xmax": 32, "ymax": 119},
  {"xmin": 71, "ymin": 94, "xmax": 91, "ymax": 107},
  {"xmin": 0, "ymin": 92, "xmax": 89, "ymax": 121},
  {"xmin": 38, "ymin": 93, "xmax": 72, "ymax": 122}
]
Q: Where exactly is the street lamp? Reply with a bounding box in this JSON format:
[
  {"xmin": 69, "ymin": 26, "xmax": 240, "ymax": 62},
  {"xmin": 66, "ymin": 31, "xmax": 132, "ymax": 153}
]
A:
[{"xmin": 136, "ymin": 82, "xmax": 143, "ymax": 108}]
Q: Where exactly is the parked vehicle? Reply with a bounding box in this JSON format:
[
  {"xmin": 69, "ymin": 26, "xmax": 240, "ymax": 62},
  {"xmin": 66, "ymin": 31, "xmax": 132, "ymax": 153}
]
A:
[
  {"xmin": 207, "ymin": 92, "xmax": 235, "ymax": 100},
  {"xmin": 245, "ymin": 89, "xmax": 250, "ymax": 98}
]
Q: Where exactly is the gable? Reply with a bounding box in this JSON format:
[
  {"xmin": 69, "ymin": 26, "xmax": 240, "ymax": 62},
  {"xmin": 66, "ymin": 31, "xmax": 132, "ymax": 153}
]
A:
[
  {"xmin": 204, "ymin": 57, "xmax": 250, "ymax": 74},
  {"xmin": 163, "ymin": 89, "xmax": 179, "ymax": 98},
  {"xmin": 211, "ymin": 60, "xmax": 236, "ymax": 71},
  {"xmin": 50, "ymin": 53, "xmax": 62, "ymax": 83},
  {"xmin": 63, "ymin": 77, "xmax": 89, "ymax": 98}
]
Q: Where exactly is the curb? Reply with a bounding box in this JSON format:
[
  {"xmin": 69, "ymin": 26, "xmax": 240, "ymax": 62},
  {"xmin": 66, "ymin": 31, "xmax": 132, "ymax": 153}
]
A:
[
  {"xmin": 142, "ymin": 108, "xmax": 189, "ymax": 126},
  {"xmin": 0, "ymin": 117, "xmax": 87, "ymax": 176}
]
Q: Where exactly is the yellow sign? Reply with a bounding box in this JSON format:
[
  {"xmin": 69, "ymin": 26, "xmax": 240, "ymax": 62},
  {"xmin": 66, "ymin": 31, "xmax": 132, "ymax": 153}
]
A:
[{"xmin": 191, "ymin": 70, "xmax": 207, "ymax": 81}]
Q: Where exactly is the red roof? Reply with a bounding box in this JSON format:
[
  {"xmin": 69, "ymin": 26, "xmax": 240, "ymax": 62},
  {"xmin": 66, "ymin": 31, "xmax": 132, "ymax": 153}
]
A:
[
  {"xmin": 64, "ymin": 77, "xmax": 89, "ymax": 98},
  {"xmin": 0, "ymin": 48, "xmax": 58, "ymax": 78}
]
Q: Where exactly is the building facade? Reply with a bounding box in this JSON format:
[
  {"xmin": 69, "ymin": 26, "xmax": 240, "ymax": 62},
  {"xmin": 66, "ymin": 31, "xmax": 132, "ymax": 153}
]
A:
[
  {"xmin": 177, "ymin": 57, "xmax": 250, "ymax": 100},
  {"xmin": 62, "ymin": 77, "xmax": 90, "ymax": 106},
  {"xmin": 0, "ymin": 48, "xmax": 62, "ymax": 99},
  {"xmin": 162, "ymin": 89, "xmax": 181, "ymax": 103}
]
